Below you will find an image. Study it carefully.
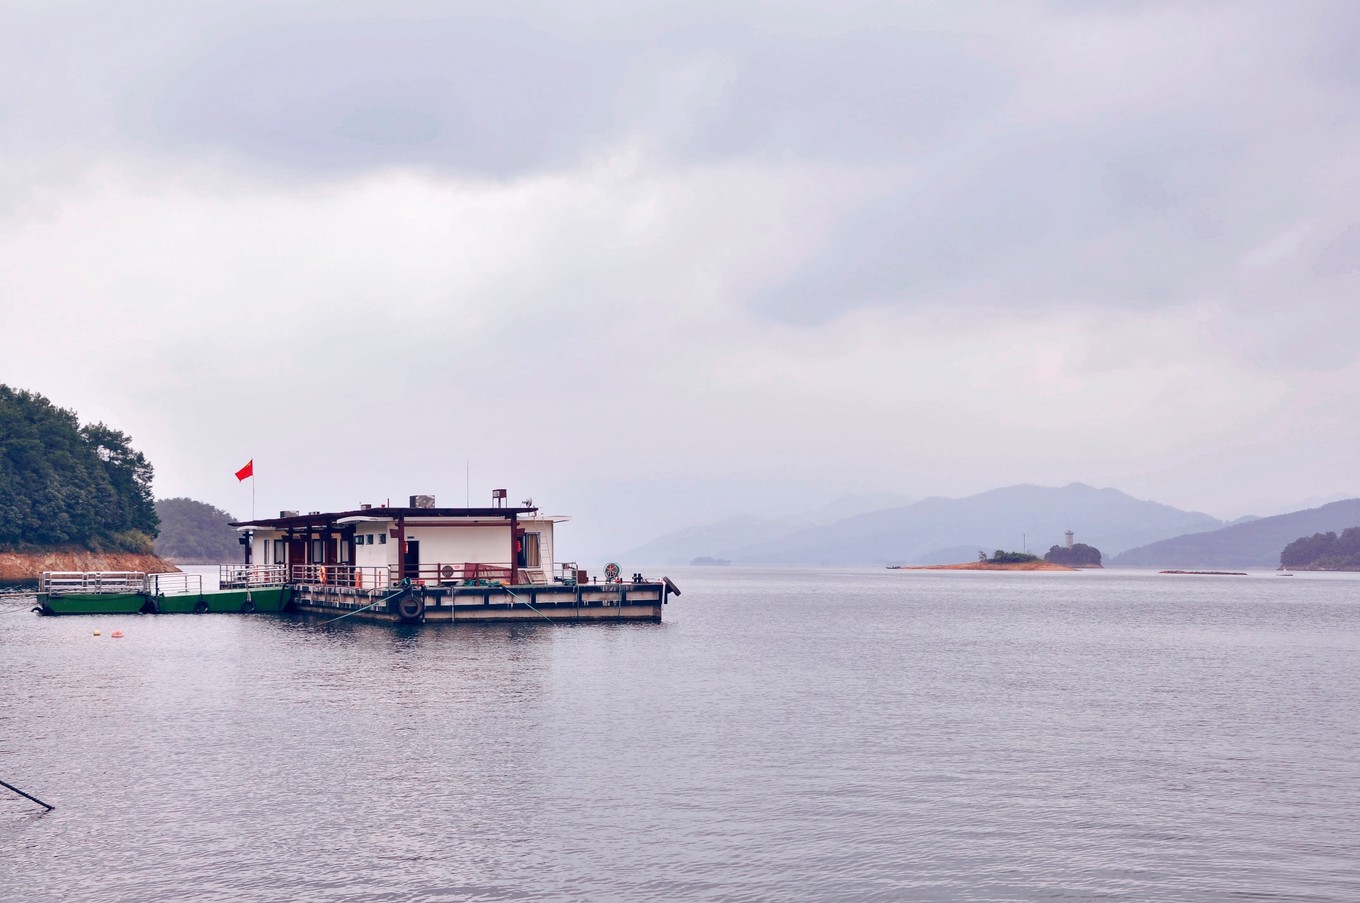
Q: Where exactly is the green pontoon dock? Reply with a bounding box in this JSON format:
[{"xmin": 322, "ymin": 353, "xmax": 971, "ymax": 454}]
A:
[{"xmin": 36, "ymin": 569, "xmax": 291, "ymax": 616}]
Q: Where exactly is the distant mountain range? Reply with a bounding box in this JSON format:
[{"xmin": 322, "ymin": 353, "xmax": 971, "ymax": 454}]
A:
[
  {"xmin": 624, "ymin": 483, "xmax": 1232, "ymax": 566},
  {"xmin": 1111, "ymin": 499, "xmax": 1360, "ymax": 568},
  {"xmin": 622, "ymin": 493, "xmax": 915, "ymax": 564}
]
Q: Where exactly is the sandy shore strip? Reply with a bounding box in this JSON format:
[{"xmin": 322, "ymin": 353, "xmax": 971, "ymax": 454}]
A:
[{"xmin": 888, "ymin": 561, "xmax": 1078, "ymax": 572}]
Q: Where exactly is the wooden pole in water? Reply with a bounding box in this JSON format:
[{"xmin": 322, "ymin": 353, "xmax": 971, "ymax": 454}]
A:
[{"xmin": 0, "ymin": 778, "xmax": 54, "ymax": 811}]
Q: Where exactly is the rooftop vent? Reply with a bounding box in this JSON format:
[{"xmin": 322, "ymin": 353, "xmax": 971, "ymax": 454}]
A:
[
  {"xmin": 410, "ymin": 494, "xmax": 436, "ymax": 509},
  {"xmin": 360, "ymin": 504, "xmax": 372, "ymax": 511},
  {"xmin": 280, "ymin": 510, "xmax": 299, "ymax": 518},
  {"xmin": 308, "ymin": 511, "xmax": 321, "ymax": 515}
]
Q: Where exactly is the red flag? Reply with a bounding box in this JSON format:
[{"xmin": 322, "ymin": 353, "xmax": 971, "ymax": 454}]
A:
[{"xmin": 235, "ymin": 459, "xmax": 254, "ymax": 481}]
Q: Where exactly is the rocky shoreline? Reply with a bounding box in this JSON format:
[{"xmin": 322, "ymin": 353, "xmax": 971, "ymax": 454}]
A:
[{"xmin": 0, "ymin": 549, "xmax": 180, "ymax": 586}]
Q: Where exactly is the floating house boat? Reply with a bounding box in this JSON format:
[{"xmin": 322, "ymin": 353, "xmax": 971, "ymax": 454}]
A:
[{"xmin": 36, "ymin": 492, "xmax": 677, "ymax": 624}]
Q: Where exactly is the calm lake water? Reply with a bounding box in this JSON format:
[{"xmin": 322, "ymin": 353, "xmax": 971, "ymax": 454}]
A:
[{"xmin": 3, "ymin": 567, "xmax": 1359, "ymax": 902}]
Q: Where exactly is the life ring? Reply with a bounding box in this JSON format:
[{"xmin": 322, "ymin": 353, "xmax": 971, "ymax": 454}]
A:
[
  {"xmin": 395, "ymin": 593, "xmax": 425, "ymax": 621},
  {"xmin": 242, "ymin": 598, "xmax": 256, "ymax": 613},
  {"xmin": 318, "ymin": 566, "xmax": 327, "ymax": 584},
  {"xmin": 193, "ymin": 599, "xmax": 209, "ymax": 614}
]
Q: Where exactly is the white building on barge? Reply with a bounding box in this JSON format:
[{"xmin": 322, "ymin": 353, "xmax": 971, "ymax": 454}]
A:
[{"xmin": 230, "ymin": 493, "xmax": 676, "ymax": 623}]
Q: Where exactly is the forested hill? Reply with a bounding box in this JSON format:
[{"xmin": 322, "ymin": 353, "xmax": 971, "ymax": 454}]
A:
[
  {"xmin": 1112, "ymin": 499, "xmax": 1360, "ymax": 568},
  {"xmin": 155, "ymin": 497, "xmax": 240, "ymax": 562},
  {"xmin": 1280, "ymin": 527, "xmax": 1360, "ymax": 570},
  {"xmin": 0, "ymin": 384, "xmax": 159, "ymax": 551}
]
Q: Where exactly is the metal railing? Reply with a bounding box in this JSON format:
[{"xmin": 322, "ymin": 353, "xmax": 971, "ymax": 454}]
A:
[
  {"xmin": 220, "ymin": 564, "xmax": 288, "ymax": 589},
  {"xmin": 276, "ymin": 561, "xmax": 652, "ymax": 589},
  {"xmin": 290, "ymin": 564, "xmax": 391, "ymax": 589},
  {"xmin": 421, "ymin": 562, "xmax": 514, "ymax": 584},
  {"xmin": 287, "ymin": 562, "xmax": 533, "ymax": 588},
  {"xmin": 148, "ymin": 572, "xmax": 204, "ymax": 596},
  {"xmin": 39, "ymin": 572, "xmax": 147, "ymax": 595}
]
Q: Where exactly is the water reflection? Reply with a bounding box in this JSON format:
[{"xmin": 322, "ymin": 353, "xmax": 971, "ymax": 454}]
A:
[{"xmin": 3, "ymin": 569, "xmax": 1360, "ymax": 901}]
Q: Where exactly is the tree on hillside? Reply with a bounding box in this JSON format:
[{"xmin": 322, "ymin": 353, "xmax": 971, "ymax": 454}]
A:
[
  {"xmin": 0, "ymin": 384, "xmax": 159, "ymax": 550},
  {"xmin": 1281, "ymin": 527, "xmax": 1360, "ymax": 569},
  {"xmin": 83, "ymin": 423, "xmax": 158, "ymax": 538},
  {"xmin": 154, "ymin": 497, "xmax": 241, "ymax": 562},
  {"xmin": 1045, "ymin": 543, "xmax": 1102, "ymax": 567}
]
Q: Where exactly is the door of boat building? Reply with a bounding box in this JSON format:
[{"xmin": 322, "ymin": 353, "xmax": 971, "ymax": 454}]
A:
[{"xmin": 403, "ymin": 540, "xmax": 420, "ymax": 580}]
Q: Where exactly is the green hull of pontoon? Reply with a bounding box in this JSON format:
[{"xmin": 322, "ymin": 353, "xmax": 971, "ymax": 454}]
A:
[
  {"xmin": 39, "ymin": 593, "xmax": 149, "ymax": 616},
  {"xmin": 155, "ymin": 587, "xmax": 291, "ymax": 614},
  {"xmin": 38, "ymin": 587, "xmax": 292, "ymax": 615}
]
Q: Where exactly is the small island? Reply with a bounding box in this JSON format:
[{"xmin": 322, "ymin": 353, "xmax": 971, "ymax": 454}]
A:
[
  {"xmin": 690, "ymin": 556, "xmax": 731, "ymax": 566},
  {"xmin": 889, "ymin": 550, "xmax": 1077, "ymax": 572},
  {"xmin": 1043, "ymin": 542, "xmax": 1103, "ymax": 568}
]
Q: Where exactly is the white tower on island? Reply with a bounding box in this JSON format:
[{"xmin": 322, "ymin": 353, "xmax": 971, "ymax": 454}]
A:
[{"xmin": 1065, "ymin": 530, "xmax": 1074, "ymax": 549}]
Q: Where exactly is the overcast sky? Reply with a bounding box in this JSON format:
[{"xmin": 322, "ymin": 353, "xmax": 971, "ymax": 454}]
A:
[{"xmin": 3, "ymin": 0, "xmax": 1358, "ymax": 556}]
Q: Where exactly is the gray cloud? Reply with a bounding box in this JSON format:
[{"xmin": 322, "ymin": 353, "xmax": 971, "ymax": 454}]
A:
[
  {"xmin": 121, "ymin": 14, "xmax": 627, "ymax": 176},
  {"xmin": 3, "ymin": 0, "xmax": 1360, "ymax": 552}
]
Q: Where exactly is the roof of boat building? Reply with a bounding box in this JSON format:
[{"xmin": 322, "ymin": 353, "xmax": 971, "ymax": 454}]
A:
[{"xmin": 231, "ymin": 506, "xmax": 540, "ymax": 530}]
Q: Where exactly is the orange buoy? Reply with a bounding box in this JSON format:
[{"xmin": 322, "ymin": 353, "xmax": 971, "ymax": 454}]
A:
[
  {"xmin": 93, "ymin": 630, "xmax": 101, "ymax": 636},
  {"xmin": 111, "ymin": 630, "xmax": 124, "ymax": 638}
]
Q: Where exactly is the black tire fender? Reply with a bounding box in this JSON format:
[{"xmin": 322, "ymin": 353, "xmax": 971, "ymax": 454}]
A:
[
  {"xmin": 396, "ymin": 593, "xmax": 425, "ymax": 621},
  {"xmin": 193, "ymin": 599, "xmax": 209, "ymax": 614}
]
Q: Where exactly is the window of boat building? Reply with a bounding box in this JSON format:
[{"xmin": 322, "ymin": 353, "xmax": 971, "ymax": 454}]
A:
[
  {"xmin": 519, "ymin": 532, "xmax": 541, "ymax": 568},
  {"xmin": 274, "ymin": 539, "xmax": 286, "ymax": 563},
  {"xmin": 311, "ymin": 539, "xmax": 325, "ymax": 563}
]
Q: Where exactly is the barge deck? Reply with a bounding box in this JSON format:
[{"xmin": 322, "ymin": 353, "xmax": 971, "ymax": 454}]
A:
[
  {"xmin": 293, "ymin": 579, "xmax": 669, "ymax": 623},
  {"xmin": 36, "ymin": 565, "xmax": 676, "ymax": 624}
]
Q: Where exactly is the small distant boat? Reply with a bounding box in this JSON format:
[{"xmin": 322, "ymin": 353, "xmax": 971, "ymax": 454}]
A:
[{"xmin": 690, "ymin": 557, "xmax": 731, "ymax": 566}]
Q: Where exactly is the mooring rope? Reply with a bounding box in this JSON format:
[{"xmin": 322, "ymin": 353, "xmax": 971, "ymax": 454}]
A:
[
  {"xmin": 318, "ymin": 587, "xmax": 408, "ymax": 625},
  {"xmin": 501, "ymin": 585, "xmax": 555, "ymax": 624}
]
